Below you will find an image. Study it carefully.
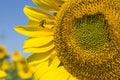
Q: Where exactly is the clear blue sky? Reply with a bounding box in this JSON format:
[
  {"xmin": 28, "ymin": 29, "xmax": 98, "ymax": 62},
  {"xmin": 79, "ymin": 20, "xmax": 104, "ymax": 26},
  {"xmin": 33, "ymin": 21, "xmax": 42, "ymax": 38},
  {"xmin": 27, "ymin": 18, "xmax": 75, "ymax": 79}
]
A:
[{"xmin": 0, "ymin": 0, "xmax": 36, "ymax": 57}]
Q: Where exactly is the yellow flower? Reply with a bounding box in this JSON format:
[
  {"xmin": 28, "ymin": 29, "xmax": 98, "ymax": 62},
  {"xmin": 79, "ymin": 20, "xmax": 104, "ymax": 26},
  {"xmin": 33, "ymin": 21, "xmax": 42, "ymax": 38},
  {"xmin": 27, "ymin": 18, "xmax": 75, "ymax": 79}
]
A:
[
  {"xmin": 17, "ymin": 64, "xmax": 33, "ymax": 79},
  {"xmin": 15, "ymin": 0, "xmax": 120, "ymax": 80},
  {"xmin": 1, "ymin": 60, "xmax": 9, "ymax": 71},
  {"xmin": 0, "ymin": 70, "xmax": 7, "ymax": 78},
  {"xmin": 12, "ymin": 51, "xmax": 22, "ymax": 61},
  {"xmin": 16, "ymin": 57, "xmax": 33, "ymax": 79},
  {"xmin": 0, "ymin": 46, "xmax": 7, "ymax": 59}
]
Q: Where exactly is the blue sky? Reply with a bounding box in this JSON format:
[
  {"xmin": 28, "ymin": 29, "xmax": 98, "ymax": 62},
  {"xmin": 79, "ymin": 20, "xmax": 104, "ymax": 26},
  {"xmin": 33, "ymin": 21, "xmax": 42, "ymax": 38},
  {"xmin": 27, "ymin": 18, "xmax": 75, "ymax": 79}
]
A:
[{"xmin": 0, "ymin": 0, "xmax": 36, "ymax": 57}]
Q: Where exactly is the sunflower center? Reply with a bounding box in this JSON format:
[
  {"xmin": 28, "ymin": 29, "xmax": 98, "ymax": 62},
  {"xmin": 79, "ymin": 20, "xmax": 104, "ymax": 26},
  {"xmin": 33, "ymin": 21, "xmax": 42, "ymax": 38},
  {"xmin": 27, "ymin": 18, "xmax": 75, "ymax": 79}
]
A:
[{"xmin": 73, "ymin": 13, "xmax": 109, "ymax": 51}]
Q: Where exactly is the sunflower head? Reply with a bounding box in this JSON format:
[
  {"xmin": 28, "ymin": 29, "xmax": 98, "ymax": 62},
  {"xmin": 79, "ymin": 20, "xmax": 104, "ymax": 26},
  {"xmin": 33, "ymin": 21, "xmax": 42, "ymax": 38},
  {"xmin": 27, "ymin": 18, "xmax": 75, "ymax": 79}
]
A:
[
  {"xmin": 0, "ymin": 46, "xmax": 7, "ymax": 60},
  {"xmin": 17, "ymin": 65, "xmax": 33, "ymax": 79},
  {"xmin": 1, "ymin": 60, "xmax": 9, "ymax": 71},
  {"xmin": 14, "ymin": 0, "xmax": 120, "ymax": 79},
  {"xmin": 12, "ymin": 51, "xmax": 22, "ymax": 61},
  {"xmin": 16, "ymin": 57, "xmax": 33, "ymax": 79},
  {"xmin": 0, "ymin": 70, "xmax": 7, "ymax": 78},
  {"xmin": 55, "ymin": 0, "xmax": 120, "ymax": 79}
]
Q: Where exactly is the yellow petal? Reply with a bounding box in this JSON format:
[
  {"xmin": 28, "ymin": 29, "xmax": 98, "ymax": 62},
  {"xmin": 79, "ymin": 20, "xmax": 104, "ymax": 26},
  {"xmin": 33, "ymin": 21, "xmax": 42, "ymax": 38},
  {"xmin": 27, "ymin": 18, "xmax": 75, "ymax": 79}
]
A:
[
  {"xmin": 24, "ymin": 6, "xmax": 55, "ymax": 22},
  {"xmin": 68, "ymin": 75, "xmax": 78, "ymax": 80},
  {"xmin": 62, "ymin": 0, "xmax": 68, "ymax": 1},
  {"xmin": 52, "ymin": 0, "xmax": 64, "ymax": 5},
  {"xmin": 48, "ymin": 57, "xmax": 60, "ymax": 70},
  {"xmin": 40, "ymin": 66, "xmax": 70, "ymax": 80},
  {"xmin": 24, "ymin": 43, "xmax": 54, "ymax": 53},
  {"xmin": 27, "ymin": 50, "xmax": 56, "ymax": 65},
  {"xmin": 28, "ymin": 20, "xmax": 55, "ymax": 29},
  {"xmin": 18, "ymin": 70, "xmax": 32, "ymax": 79},
  {"xmin": 43, "ymin": 24, "xmax": 54, "ymax": 29},
  {"xmin": 0, "ymin": 70, "xmax": 7, "ymax": 78},
  {"xmin": 14, "ymin": 26, "xmax": 54, "ymax": 37},
  {"xmin": 33, "ymin": 61, "xmax": 49, "ymax": 80},
  {"xmin": 33, "ymin": 57, "xmax": 60, "ymax": 80},
  {"xmin": 32, "ymin": 0, "xmax": 60, "ymax": 12},
  {"xmin": 24, "ymin": 36, "xmax": 53, "ymax": 48},
  {"xmin": 28, "ymin": 20, "xmax": 40, "ymax": 25}
]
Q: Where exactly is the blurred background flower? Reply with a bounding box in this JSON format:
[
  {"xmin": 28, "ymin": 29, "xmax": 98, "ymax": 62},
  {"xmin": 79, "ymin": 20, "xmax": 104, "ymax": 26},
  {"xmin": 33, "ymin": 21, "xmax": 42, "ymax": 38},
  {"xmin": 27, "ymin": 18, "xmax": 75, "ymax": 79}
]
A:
[
  {"xmin": 0, "ymin": 45, "xmax": 33, "ymax": 80},
  {"xmin": 0, "ymin": 46, "xmax": 7, "ymax": 60}
]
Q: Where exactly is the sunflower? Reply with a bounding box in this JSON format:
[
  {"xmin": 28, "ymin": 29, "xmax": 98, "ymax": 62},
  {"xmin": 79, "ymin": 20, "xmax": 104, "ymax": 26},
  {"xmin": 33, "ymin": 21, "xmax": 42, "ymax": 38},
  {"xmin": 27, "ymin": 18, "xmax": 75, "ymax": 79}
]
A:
[
  {"xmin": 0, "ymin": 46, "xmax": 7, "ymax": 60},
  {"xmin": 15, "ymin": 0, "xmax": 120, "ymax": 80},
  {"xmin": 17, "ymin": 65, "xmax": 33, "ymax": 79},
  {"xmin": 0, "ymin": 70, "xmax": 7, "ymax": 78},
  {"xmin": 1, "ymin": 60, "xmax": 9, "ymax": 71},
  {"xmin": 12, "ymin": 51, "xmax": 22, "ymax": 61},
  {"xmin": 16, "ymin": 57, "xmax": 33, "ymax": 79}
]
